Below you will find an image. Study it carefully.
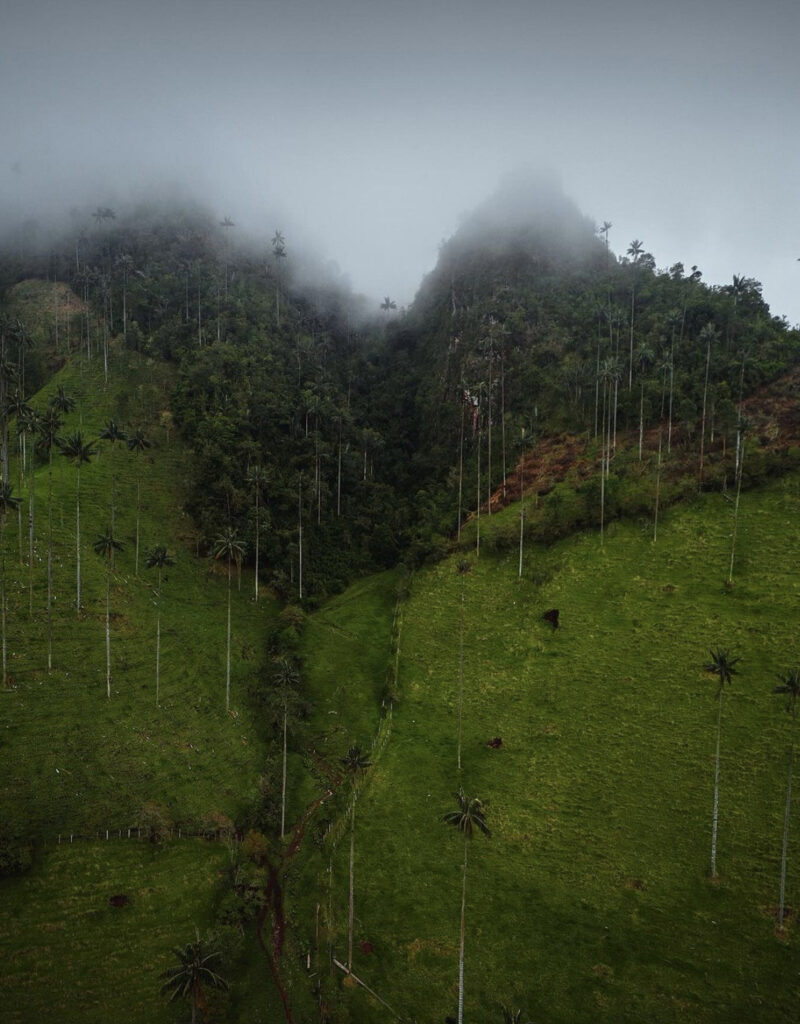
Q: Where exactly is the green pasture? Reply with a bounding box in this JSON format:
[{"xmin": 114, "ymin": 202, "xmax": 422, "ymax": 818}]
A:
[
  {"xmin": 0, "ymin": 839, "xmax": 228, "ymax": 1024},
  {"xmin": 284, "ymin": 475, "xmax": 800, "ymax": 1023}
]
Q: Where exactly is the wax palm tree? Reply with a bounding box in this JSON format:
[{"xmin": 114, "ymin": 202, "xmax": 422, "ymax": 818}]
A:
[
  {"xmin": 774, "ymin": 669, "xmax": 800, "ymax": 930},
  {"xmin": 501, "ymin": 1006, "xmax": 533, "ymax": 1024},
  {"xmin": 635, "ymin": 344, "xmax": 654, "ymax": 460},
  {"xmin": 246, "ymin": 465, "xmax": 268, "ymax": 601},
  {"xmin": 213, "ymin": 528, "xmax": 244, "ymax": 712},
  {"xmin": 93, "ymin": 530, "xmax": 123, "ymax": 698},
  {"xmin": 159, "ymin": 929, "xmax": 228, "ymax": 1024},
  {"xmin": 18, "ymin": 406, "xmax": 39, "ymax": 614},
  {"xmin": 115, "ymin": 253, "xmax": 134, "ymax": 344},
  {"xmin": 443, "ymin": 788, "xmax": 490, "ymax": 1024},
  {"xmin": 272, "ymin": 656, "xmax": 300, "ymax": 838},
  {"xmin": 6, "ymin": 391, "xmax": 30, "ymax": 562},
  {"xmin": 50, "ymin": 384, "xmax": 76, "ymax": 417},
  {"xmin": 99, "ymin": 419, "xmax": 127, "ymax": 543},
  {"xmin": 340, "ymin": 744, "xmax": 371, "ymax": 972},
  {"xmin": 0, "ymin": 482, "xmax": 21, "ymax": 685},
  {"xmin": 145, "ymin": 545, "xmax": 174, "ymax": 707},
  {"xmin": 58, "ymin": 431, "xmax": 97, "ymax": 611},
  {"xmin": 271, "ymin": 230, "xmax": 286, "ymax": 326},
  {"xmin": 705, "ymin": 648, "xmax": 739, "ymax": 878},
  {"xmin": 37, "ymin": 408, "xmax": 61, "ymax": 669},
  {"xmin": 626, "ymin": 239, "xmax": 644, "ymax": 389},
  {"xmin": 698, "ymin": 323, "xmax": 718, "ymax": 485},
  {"xmin": 127, "ymin": 428, "xmax": 151, "ymax": 574},
  {"xmin": 456, "ymin": 559, "xmax": 471, "ymax": 772}
]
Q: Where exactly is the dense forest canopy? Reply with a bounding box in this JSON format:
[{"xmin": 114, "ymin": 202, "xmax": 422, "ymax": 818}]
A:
[{"xmin": 0, "ymin": 173, "xmax": 797, "ymax": 599}]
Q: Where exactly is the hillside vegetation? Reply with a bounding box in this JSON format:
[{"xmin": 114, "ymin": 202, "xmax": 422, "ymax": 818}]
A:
[{"xmin": 1, "ymin": 176, "xmax": 800, "ymax": 1023}]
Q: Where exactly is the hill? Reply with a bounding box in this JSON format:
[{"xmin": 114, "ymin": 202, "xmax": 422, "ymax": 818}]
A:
[{"xmin": 2, "ymin": 177, "xmax": 800, "ymax": 1023}]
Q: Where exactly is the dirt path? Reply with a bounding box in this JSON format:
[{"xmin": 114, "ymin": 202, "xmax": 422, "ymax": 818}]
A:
[{"xmin": 255, "ymin": 764, "xmax": 339, "ymax": 1023}]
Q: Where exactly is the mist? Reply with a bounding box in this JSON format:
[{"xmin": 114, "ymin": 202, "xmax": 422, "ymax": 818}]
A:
[{"xmin": 2, "ymin": 0, "xmax": 798, "ymax": 322}]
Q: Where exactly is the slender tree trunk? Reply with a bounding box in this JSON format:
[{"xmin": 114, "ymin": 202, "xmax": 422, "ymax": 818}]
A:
[
  {"xmin": 225, "ymin": 560, "xmax": 231, "ymax": 711},
  {"xmin": 105, "ymin": 569, "xmax": 111, "ymax": 698},
  {"xmin": 778, "ymin": 706, "xmax": 796, "ymax": 930},
  {"xmin": 699, "ymin": 338, "xmax": 712, "ymax": 485},
  {"xmin": 457, "ymin": 401, "xmax": 464, "ymax": 540},
  {"xmin": 475, "ymin": 428, "xmax": 481, "ymax": 557},
  {"xmin": 76, "ymin": 467, "xmax": 82, "ymax": 611},
  {"xmin": 347, "ymin": 794, "xmax": 356, "ymax": 972},
  {"xmin": 1, "ymin": 521, "xmax": 7, "ymax": 685},
  {"xmin": 298, "ymin": 475, "xmax": 303, "ymax": 600},
  {"xmin": 518, "ymin": 448, "xmax": 525, "ymax": 578},
  {"xmin": 457, "ymin": 839, "xmax": 468, "ymax": 1024},
  {"xmin": 155, "ymin": 611, "xmax": 161, "ymax": 706},
  {"xmin": 47, "ymin": 453, "xmax": 53, "ymax": 669},
  {"xmin": 711, "ymin": 694, "xmax": 724, "ymax": 877},
  {"xmin": 281, "ymin": 702, "xmax": 288, "ymax": 839},
  {"xmin": 135, "ymin": 476, "xmax": 141, "ymax": 575},
  {"xmin": 28, "ymin": 446, "xmax": 34, "ymax": 616},
  {"xmin": 457, "ymin": 577, "xmax": 465, "ymax": 772},
  {"xmin": 254, "ymin": 487, "xmax": 260, "ymax": 601},
  {"xmin": 653, "ymin": 428, "xmax": 662, "ymax": 543},
  {"xmin": 728, "ymin": 442, "xmax": 745, "ymax": 584},
  {"xmin": 500, "ymin": 350, "xmax": 507, "ymax": 500}
]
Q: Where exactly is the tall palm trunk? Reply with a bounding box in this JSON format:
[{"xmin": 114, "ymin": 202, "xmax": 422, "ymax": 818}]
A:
[
  {"xmin": 457, "ymin": 839, "xmax": 468, "ymax": 1024},
  {"xmin": 225, "ymin": 559, "xmax": 231, "ymax": 712},
  {"xmin": 27, "ymin": 446, "xmax": 34, "ymax": 616},
  {"xmin": 711, "ymin": 694, "xmax": 724, "ymax": 877},
  {"xmin": 457, "ymin": 577, "xmax": 465, "ymax": 772},
  {"xmin": 47, "ymin": 452, "xmax": 53, "ymax": 669},
  {"xmin": 75, "ymin": 465, "xmax": 82, "ymax": 610},
  {"xmin": 280, "ymin": 699, "xmax": 288, "ymax": 838},
  {"xmin": 105, "ymin": 566, "xmax": 111, "ymax": 698},
  {"xmin": 456, "ymin": 400, "xmax": 465, "ymax": 540},
  {"xmin": 155, "ymin": 566, "xmax": 162, "ymax": 706},
  {"xmin": 778, "ymin": 704, "xmax": 797, "ymax": 929},
  {"xmin": 253, "ymin": 486, "xmax": 260, "ymax": 601},
  {"xmin": 347, "ymin": 793, "xmax": 356, "ymax": 972},
  {"xmin": 135, "ymin": 478, "xmax": 141, "ymax": 574},
  {"xmin": 699, "ymin": 336, "xmax": 712, "ymax": 485},
  {"xmin": 1, "ymin": 519, "xmax": 7, "ymax": 685}
]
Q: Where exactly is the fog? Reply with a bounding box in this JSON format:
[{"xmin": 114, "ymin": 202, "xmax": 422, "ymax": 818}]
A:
[{"xmin": 2, "ymin": 0, "xmax": 799, "ymax": 321}]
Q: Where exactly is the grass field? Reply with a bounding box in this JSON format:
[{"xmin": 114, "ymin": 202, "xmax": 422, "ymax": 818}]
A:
[
  {"xmin": 280, "ymin": 474, "xmax": 800, "ymax": 1023},
  {"xmin": 0, "ymin": 840, "xmax": 229, "ymax": 1024},
  {"xmin": 0, "ymin": 302, "xmax": 278, "ymax": 1023}
]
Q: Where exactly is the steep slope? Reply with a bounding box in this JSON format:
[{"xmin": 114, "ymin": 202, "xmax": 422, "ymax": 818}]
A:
[{"xmin": 279, "ymin": 476, "xmax": 800, "ymax": 1023}]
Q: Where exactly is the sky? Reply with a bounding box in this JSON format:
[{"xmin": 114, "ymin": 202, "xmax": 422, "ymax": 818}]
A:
[{"xmin": 1, "ymin": 0, "xmax": 799, "ymax": 321}]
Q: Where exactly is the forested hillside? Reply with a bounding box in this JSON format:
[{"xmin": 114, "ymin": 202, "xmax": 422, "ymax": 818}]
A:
[{"xmin": 2, "ymin": 175, "xmax": 800, "ymax": 1023}]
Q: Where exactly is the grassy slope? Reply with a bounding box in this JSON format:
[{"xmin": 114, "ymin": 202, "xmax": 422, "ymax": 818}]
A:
[
  {"xmin": 0, "ymin": 300, "xmax": 278, "ymax": 1021},
  {"xmin": 0, "ymin": 841, "xmax": 229, "ymax": 1024},
  {"xmin": 289, "ymin": 476, "xmax": 800, "ymax": 1023}
]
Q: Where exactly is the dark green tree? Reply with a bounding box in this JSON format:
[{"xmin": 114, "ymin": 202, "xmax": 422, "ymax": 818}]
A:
[
  {"xmin": 159, "ymin": 930, "xmax": 228, "ymax": 1024},
  {"xmin": 443, "ymin": 788, "xmax": 490, "ymax": 1024}
]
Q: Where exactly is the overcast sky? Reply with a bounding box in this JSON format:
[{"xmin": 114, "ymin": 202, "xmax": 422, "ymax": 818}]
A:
[{"xmin": 2, "ymin": 0, "xmax": 798, "ymax": 321}]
